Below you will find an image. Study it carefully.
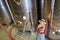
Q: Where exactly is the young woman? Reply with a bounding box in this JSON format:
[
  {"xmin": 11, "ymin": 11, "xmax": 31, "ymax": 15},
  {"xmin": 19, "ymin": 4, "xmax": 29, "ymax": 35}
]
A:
[{"xmin": 36, "ymin": 19, "xmax": 46, "ymax": 40}]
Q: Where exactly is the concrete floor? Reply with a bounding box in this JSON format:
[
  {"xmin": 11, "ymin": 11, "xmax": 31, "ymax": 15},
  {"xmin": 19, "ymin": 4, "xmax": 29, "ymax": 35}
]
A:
[
  {"xmin": 0, "ymin": 28, "xmax": 10, "ymax": 40},
  {"xmin": 0, "ymin": 27, "xmax": 48, "ymax": 40},
  {"xmin": 16, "ymin": 32, "xmax": 36, "ymax": 40},
  {"xmin": 16, "ymin": 31, "xmax": 48, "ymax": 40},
  {"xmin": 48, "ymin": 15, "xmax": 60, "ymax": 40}
]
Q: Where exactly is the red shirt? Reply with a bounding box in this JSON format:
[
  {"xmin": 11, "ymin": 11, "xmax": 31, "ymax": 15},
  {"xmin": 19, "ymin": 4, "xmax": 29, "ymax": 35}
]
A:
[{"xmin": 36, "ymin": 26, "xmax": 46, "ymax": 34}]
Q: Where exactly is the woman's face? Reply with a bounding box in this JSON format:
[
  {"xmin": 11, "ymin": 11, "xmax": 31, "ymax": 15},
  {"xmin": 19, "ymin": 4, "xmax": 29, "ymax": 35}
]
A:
[{"xmin": 40, "ymin": 21, "xmax": 44, "ymax": 24}]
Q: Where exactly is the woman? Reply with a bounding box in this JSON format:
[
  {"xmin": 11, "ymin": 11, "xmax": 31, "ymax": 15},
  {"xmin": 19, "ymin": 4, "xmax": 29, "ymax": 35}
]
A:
[{"xmin": 36, "ymin": 19, "xmax": 46, "ymax": 40}]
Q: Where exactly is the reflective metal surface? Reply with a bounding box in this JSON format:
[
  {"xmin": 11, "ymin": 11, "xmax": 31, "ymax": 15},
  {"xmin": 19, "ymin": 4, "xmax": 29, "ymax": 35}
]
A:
[
  {"xmin": 7, "ymin": 0, "xmax": 37, "ymax": 31},
  {"xmin": 41, "ymin": 0, "xmax": 51, "ymax": 19},
  {"xmin": 49, "ymin": 0, "xmax": 60, "ymax": 39},
  {"xmin": 0, "ymin": 0, "xmax": 12, "ymax": 25},
  {"xmin": 41, "ymin": 0, "xmax": 44, "ymax": 18}
]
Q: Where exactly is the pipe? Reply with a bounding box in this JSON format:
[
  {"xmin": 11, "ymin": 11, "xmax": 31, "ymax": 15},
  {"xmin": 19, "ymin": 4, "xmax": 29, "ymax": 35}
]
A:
[
  {"xmin": 41, "ymin": 0, "xmax": 44, "ymax": 18},
  {"xmin": 5, "ymin": 0, "xmax": 15, "ymax": 24},
  {"xmin": 50, "ymin": 0, "xmax": 55, "ymax": 27},
  {"xmin": 0, "ymin": 23, "xmax": 15, "ymax": 40}
]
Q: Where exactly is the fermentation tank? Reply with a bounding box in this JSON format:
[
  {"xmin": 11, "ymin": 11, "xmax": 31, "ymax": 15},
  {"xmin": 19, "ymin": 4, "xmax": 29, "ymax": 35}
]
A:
[
  {"xmin": 49, "ymin": 0, "xmax": 60, "ymax": 39},
  {"xmin": 7, "ymin": 0, "xmax": 37, "ymax": 31}
]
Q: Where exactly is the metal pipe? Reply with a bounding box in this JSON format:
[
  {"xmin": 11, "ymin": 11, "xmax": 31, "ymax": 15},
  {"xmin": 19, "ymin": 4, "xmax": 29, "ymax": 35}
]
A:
[
  {"xmin": 5, "ymin": 0, "xmax": 15, "ymax": 24},
  {"xmin": 41, "ymin": 0, "xmax": 44, "ymax": 18},
  {"xmin": 0, "ymin": 0, "xmax": 12, "ymax": 25},
  {"xmin": 51, "ymin": 0, "xmax": 55, "ymax": 27}
]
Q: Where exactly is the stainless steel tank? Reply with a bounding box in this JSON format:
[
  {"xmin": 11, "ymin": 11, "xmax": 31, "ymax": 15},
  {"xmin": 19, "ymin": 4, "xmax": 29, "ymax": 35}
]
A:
[
  {"xmin": 41, "ymin": 0, "xmax": 51, "ymax": 19},
  {"xmin": 7, "ymin": 0, "xmax": 37, "ymax": 31},
  {"xmin": 49, "ymin": 0, "xmax": 60, "ymax": 39},
  {"xmin": 0, "ymin": 0, "xmax": 13, "ymax": 25}
]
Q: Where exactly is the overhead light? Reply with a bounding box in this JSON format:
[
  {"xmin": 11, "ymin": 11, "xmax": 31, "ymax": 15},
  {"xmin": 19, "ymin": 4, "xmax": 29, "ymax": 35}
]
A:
[
  {"xmin": 52, "ymin": 31, "xmax": 55, "ymax": 34},
  {"xmin": 23, "ymin": 16, "xmax": 26, "ymax": 20}
]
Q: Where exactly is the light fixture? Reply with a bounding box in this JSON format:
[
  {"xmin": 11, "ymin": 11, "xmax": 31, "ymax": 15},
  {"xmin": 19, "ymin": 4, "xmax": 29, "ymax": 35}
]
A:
[
  {"xmin": 23, "ymin": 16, "xmax": 26, "ymax": 20},
  {"xmin": 52, "ymin": 31, "xmax": 55, "ymax": 34}
]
